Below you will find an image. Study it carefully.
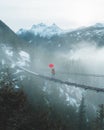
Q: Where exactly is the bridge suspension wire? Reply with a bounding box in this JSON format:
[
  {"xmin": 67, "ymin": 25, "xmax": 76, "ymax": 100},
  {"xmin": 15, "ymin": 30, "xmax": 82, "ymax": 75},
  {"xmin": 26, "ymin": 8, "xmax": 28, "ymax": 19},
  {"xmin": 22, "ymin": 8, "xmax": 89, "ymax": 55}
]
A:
[
  {"xmin": 57, "ymin": 72, "xmax": 104, "ymax": 78},
  {"xmin": 17, "ymin": 66, "xmax": 104, "ymax": 93},
  {"xmin": 34, "ymin": 69, "xmax": 104, "ymax": 78}
]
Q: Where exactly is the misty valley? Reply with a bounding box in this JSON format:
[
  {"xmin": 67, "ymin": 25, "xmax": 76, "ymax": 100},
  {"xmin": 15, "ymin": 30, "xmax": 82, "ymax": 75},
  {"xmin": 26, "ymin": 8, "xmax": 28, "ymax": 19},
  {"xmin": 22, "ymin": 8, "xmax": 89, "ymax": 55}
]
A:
[{"xmin": 0, "ymin": 20, "xmax": 104, "ymax": 130}]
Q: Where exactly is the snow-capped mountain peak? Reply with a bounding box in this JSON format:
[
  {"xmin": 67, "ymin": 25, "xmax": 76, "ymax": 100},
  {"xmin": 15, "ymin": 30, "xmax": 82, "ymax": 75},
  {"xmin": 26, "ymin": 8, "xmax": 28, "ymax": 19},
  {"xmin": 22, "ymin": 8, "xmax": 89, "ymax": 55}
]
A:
[
  {"xmin": 31, "ymin": 23, "xmax": 63, "ymax": 37},
  {"xmin": 17, "ymin": 23, "xmax": 63, "ymax": 38}
]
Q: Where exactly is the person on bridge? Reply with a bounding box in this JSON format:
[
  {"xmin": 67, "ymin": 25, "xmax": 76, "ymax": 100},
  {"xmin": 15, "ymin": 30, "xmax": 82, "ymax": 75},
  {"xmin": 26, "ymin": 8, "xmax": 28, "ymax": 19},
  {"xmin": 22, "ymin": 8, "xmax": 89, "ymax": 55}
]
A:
[
  {"xmin": 51, "ymin": 68, "xmax": 55, "ymax": 76},
  {"xmin": 49, "ymin": 63, "xmax": 55, "ymax": 76}
]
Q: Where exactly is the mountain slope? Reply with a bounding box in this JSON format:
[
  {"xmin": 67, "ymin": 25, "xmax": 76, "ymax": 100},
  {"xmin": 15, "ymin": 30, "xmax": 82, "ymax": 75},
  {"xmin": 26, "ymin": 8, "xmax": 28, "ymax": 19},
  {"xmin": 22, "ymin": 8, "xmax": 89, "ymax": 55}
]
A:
[
  {"xmin": 0, "ymin": 20, "xmax": 29, "ymax": 51},
  {"xmin": 17, "ymin": 23, "xmax": 104, "ymax": 52},
  {"xmin": 64, "ymin": 23, "xmax": 104, "ymax": 46},
  {"xmin": 0, "ymin": 20, "xmax": 31, "ymax": 71}
]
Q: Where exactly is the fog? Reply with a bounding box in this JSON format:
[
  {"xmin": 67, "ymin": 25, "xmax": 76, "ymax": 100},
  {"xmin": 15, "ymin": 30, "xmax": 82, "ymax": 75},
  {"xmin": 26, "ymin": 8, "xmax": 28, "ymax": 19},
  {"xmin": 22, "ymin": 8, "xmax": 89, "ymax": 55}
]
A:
[
  {"xmin": 30, "ymin": 42, "xmax": 104, "ymax": 86},
  {"xmin": 28, "ymin": 42, "xmax": 104, "ymax": 110},
  {"xmin": 1, "ymin": 41, "xmax": 104, "ymax": 118}
]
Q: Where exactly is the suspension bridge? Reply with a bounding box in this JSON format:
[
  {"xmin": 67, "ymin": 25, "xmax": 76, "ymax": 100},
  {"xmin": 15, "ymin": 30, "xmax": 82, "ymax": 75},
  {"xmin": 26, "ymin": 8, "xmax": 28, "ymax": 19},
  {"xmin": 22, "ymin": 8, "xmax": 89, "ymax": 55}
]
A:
[
  {"xmin": 6, "ymin": 56, "xmax": 104, "ymax": 93},
  {"xmin": 17, "ymin": 66, "xmax": 104, "ymax": 93}
]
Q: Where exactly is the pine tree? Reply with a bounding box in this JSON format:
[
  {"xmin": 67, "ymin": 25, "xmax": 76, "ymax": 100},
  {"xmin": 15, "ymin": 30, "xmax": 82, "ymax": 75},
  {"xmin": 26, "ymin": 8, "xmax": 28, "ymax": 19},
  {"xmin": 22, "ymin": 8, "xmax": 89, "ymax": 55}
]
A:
[
  {"xmin": 78, "ymin": 96, "xmax": 87, "ymax": 130},
  {"xmin": 0, "ymin": 67, "xmax": 32, "ymax": 130},
  {"xmin": 95, "ymin": 104, "xmax": 104, "ymax": 130}
]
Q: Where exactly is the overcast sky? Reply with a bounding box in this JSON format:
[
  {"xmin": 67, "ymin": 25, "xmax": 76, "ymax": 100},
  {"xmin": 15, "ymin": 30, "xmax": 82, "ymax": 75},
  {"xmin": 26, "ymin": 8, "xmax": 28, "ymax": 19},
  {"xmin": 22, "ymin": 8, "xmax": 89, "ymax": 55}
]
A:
[{"xmin": 0, "ymin": 0, "xmax": 104, "ymax": 32}]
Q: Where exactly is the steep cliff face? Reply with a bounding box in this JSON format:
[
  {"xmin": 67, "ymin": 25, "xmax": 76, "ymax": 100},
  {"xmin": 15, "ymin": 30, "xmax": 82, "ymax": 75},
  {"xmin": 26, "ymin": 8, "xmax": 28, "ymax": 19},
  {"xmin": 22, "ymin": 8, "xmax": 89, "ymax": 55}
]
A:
[{"xmin": 0, "ymin": 20, "xmax": 29, "ymax": 51}]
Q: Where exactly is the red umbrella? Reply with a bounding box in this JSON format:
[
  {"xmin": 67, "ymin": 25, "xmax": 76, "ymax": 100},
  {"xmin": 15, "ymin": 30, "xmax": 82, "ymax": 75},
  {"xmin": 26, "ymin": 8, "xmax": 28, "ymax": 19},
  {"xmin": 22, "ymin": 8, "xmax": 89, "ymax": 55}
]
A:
[{"xmin": 49, "ymin": 63, "xmax": 54, "ymax": 68}]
